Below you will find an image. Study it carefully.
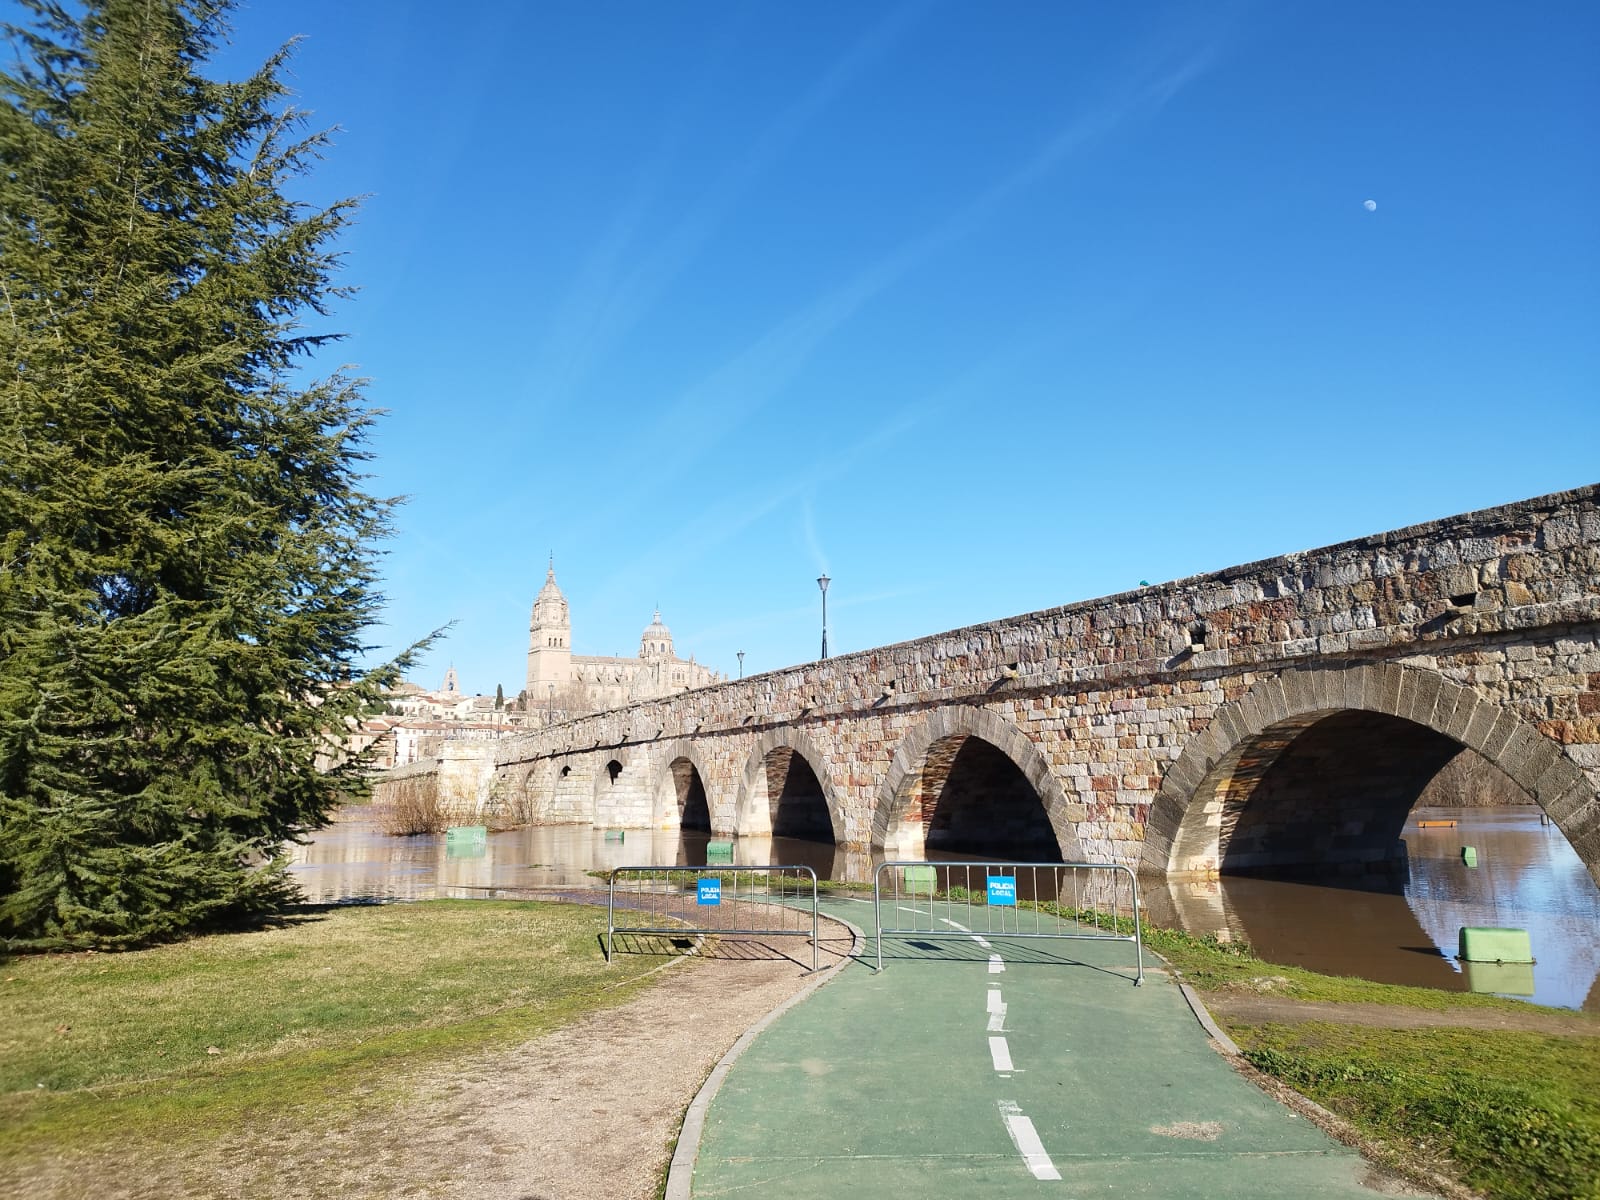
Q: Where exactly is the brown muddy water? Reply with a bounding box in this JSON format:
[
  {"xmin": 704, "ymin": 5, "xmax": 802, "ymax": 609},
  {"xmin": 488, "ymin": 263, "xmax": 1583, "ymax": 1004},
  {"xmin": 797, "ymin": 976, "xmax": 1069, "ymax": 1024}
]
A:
[{"xmin": 289, "ymin": 804, "xmax": 1600, "ymax": 1012}]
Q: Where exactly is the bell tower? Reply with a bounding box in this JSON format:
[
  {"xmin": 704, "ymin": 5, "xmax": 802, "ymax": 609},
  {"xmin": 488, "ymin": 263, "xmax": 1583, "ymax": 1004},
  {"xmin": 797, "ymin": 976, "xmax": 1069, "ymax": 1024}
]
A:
[{"xmin": 526, "ymin": 557, "xmax": 572, "ymax": 697}]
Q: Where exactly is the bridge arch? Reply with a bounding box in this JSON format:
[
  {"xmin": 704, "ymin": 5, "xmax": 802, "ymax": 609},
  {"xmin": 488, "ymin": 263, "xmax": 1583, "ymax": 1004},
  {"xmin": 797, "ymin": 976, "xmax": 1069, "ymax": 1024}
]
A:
[
  {"xmin": 1143, "ymin": 663, "xmax": 1598, "ymax": 883},
  {"xmin": 873, "ymin": 705, "xmax": 1085, "ymax": 861},
  {"xmin": 651, "ymin": 740, "xmax": 716, "ymax": 831},
  {"xmin": 495, "ymin": 761, "xmax": 541, "ymax": 824},
  {"xmin": 735, "ymin": 728, "xmax": 844, "ymax": 845}
]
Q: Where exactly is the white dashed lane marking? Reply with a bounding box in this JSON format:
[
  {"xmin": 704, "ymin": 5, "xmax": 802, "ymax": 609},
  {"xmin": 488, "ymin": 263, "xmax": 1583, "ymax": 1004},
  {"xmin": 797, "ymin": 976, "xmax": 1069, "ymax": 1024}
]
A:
[
  {"xmin": 998, "ymin": 1100, "xmax": 1062, "ymax": 1180},
  {"xmin": 988, "ymin": 954, "xmax": 1005, "ymax": 974},
  {"xmin": 988, "ymin": 1036, "xmax": 1014, "ymax": 1073},
  {"xmin": 986, "ymin": 986, "xmax": 1007, "ymax": 1031}
]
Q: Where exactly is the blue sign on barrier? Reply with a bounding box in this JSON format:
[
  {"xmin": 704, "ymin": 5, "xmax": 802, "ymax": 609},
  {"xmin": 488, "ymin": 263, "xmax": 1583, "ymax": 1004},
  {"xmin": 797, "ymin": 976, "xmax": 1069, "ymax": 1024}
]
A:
[
  {"xmin": 697, "ymin": 878, "xmax": 722, "ymax": 906},
  {"xmin": 987, "ymin": 875, "xmax": 1017, "ymax": 906}
]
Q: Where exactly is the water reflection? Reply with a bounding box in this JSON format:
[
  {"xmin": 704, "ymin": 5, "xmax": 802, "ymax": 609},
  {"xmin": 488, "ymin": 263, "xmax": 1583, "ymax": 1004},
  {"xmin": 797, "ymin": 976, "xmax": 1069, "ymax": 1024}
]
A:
[
  {"xmin": 290, "ymin": 804, "xmax": 1600, "ymax": 1011},
  {"xmin": 1143, "ymin": 806, "xmax": 1600, "ymax": 1012}
]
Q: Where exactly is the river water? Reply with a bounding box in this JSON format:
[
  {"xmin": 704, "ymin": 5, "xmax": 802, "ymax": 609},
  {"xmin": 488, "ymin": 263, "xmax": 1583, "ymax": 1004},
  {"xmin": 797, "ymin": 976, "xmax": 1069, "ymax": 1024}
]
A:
[{"xmin": 289, "ymin": 804, "xmax": 1600, "ymax": 1011}]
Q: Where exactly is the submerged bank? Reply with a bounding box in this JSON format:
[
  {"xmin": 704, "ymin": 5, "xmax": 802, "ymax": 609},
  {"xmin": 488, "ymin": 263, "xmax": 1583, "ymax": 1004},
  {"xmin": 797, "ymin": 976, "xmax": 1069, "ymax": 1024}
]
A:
[{"xmin": 292, "ymin": 803, "xmax": 1600, "ymax": 1011}]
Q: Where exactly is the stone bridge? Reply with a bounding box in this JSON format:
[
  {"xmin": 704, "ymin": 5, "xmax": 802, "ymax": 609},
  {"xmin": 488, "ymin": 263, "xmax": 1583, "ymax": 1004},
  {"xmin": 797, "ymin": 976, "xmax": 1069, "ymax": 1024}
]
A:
[{"xmin": 379, "ymin": 486, "xmax": 1600, "ymax": 885}]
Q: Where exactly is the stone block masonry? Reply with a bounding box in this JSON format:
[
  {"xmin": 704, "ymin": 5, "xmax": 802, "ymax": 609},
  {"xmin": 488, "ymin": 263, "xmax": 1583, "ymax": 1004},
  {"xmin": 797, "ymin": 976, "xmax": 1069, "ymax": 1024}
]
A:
[{"xmin": 375, "ymin": 485, "xmax": 1600, "ymax": 886}]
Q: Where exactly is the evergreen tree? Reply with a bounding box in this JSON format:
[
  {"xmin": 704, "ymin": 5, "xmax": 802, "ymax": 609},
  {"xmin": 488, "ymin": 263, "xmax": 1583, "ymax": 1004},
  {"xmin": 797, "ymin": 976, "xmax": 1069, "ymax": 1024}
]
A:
[{"xmin": 0, "ymin": 0, "xmax": 415, "ymax": 948}]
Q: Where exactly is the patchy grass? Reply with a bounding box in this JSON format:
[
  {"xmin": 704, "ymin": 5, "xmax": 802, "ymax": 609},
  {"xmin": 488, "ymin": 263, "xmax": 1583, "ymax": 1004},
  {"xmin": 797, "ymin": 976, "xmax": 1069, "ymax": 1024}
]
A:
[
  {"xmin": 0, "ymin": 900, "xmax": 669, "ymax": 1160},
  {"xmin": 1238, "ymin": 1023, "xmax": 1600, "ymax": 1200}
]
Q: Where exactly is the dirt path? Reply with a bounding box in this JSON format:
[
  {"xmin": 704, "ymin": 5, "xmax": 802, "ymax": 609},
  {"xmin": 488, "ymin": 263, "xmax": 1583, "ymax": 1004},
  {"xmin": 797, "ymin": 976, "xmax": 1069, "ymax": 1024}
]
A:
[
  {"xmin": 368, "ymin": 928, "xmax": 856, "ymax": 1200},
  {"xmin": 9, "ymin": 923, "xmax": 856, "ymax": 1200},
  {"xmin": 1203, "ymin": 993, "xmax": 1600, "ymax": 1036}
]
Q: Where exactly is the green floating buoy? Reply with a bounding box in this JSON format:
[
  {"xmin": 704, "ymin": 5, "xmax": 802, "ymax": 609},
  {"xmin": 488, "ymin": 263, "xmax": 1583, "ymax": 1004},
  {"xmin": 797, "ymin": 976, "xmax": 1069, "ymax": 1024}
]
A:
[
  {"xmin": 1461, "ymin": 845, "xmax": 1478, "ymax": 867},
  {"xmin": 705, "ymin": 839, "xmax": 734, "ymax": 861},
  {"xmin": 603, "ymin": 829, "xmax": 625, "ymax": 843}
]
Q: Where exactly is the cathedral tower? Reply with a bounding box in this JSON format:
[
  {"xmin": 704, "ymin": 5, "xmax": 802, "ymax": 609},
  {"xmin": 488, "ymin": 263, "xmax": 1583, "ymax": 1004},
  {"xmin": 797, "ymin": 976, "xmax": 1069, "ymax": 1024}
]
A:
[{"xmin": 525, "ymin": 559, "xmax": 571, "ymax": 697}]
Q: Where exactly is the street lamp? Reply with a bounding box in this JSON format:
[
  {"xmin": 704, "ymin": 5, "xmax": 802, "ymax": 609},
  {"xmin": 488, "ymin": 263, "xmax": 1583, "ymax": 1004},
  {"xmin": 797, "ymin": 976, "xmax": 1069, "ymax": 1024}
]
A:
[
  {"xmin": 817, "ymin": 574, "xmax": 830, "ymax": 660},
  {"xmin": 737, "ymin": 650, "xmax": 745, "ymax": 679}
]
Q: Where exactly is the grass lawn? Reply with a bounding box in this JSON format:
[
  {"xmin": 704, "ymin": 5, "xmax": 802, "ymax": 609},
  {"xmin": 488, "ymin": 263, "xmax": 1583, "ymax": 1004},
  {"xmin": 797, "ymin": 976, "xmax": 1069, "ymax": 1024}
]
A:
[
  {"xmin": 1241, "ymin": 1022, "xmax": 1600, "ymax": 1200},
  {"xmin": 1149, "ymin": 927, "xmax": 1600, "ymax": 1200},
  {"xmin": 0, "ymin": 900, "xmax": 671, "ymax": 1162}
]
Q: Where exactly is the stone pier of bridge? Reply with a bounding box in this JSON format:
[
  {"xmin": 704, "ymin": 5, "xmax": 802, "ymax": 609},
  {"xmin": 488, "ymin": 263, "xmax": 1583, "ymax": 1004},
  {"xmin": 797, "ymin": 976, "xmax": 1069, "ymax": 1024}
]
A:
[{"xmin": 376, "ymin": 485, "xmax": 1600, "ymax": 885}]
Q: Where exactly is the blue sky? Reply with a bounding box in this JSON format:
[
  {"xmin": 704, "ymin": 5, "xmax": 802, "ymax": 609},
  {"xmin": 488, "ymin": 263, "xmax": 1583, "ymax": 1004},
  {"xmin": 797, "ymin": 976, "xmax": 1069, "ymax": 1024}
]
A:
[{"xmin": 200, "ymin": 2, "xmax": 1600, "ymax": 695}]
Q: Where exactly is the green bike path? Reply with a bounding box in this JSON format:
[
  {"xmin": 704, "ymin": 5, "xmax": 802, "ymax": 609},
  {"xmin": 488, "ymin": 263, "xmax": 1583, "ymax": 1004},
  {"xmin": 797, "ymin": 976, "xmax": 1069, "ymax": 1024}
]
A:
[{"xmin": 687, "ymin": 898, "xmax": 1404, "ymax": 1198}]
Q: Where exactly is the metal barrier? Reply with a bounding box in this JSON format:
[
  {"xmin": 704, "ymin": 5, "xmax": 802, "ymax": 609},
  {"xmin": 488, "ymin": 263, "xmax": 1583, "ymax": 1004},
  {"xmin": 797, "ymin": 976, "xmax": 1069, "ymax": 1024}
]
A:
[
  {"xmin": 606, "ymin": 865, "xmax": 820, "ymax": 971},
  {"xmin": 873, "ymin": 860, "xmax": 1143, "ymax": 984}
]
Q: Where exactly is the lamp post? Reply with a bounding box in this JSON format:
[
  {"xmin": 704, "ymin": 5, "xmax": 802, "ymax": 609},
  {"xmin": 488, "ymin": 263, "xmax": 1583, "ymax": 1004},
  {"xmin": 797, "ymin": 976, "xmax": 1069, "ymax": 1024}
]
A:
[
  {"xmin": 547, "ymin": 683, "xmax": 555, "ymax": 727},
  {"xmin": 817, "ymin": 574, "xmax": 830, "ymax": 660},
  {"xmin": 737, "ymin": 650, "xmax": 745, "ymax": 679}
]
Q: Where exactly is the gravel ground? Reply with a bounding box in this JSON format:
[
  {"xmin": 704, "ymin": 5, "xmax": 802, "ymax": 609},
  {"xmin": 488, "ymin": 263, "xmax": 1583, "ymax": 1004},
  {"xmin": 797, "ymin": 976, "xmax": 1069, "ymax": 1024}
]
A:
[{"xmin": 5, "ymin": 924, "xmax": 853, "ymax": 1200}]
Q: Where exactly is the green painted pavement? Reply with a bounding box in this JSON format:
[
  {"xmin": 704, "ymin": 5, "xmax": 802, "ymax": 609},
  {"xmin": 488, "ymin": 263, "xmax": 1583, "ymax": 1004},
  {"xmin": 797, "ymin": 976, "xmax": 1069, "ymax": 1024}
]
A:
[{"xmin": 689, "ymin": 898, "xmax": 1399, "ymax": 1198}]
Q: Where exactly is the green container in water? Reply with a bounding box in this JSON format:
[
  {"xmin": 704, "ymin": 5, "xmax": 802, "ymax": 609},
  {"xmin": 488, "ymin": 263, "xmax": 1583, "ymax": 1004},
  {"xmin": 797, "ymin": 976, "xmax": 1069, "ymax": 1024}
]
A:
[
  {"xmin": 1458, "ymin": 926, "xmax": 1534, "ymax": 963},
  {"xmin": 1461, "ymin": 845, "xmax": 1478, "ymax": 867},
  {"xmin": 445, "ymin": 825, "xmax": 487, "ymax": 857},
  {"xmin": 603, "ymin": 830, "xmax": 625, "ymax": 843},
  {"xmin": 902, "ymin": 865, "xmax": 937, "ymax": 893},
  {"xmin": 705, "ymin": 839, "xmax": 734, "ymax": 861}
]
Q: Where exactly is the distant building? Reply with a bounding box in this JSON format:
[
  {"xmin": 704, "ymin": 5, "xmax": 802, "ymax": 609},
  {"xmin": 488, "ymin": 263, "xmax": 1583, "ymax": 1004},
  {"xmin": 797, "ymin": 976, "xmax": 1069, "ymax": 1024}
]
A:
[
  {"xmin": 370, "ymin": 670, "xmax": 523, "ymax": 767},
  {"xmin": 525, "ymin": 562, "xmax": 723, "ymax": 715}
]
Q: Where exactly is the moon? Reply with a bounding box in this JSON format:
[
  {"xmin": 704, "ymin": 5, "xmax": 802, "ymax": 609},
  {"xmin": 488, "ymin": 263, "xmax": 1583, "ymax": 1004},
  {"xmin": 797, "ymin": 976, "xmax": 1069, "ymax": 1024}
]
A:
[{"xmin": 1364, "ymin": 199, "xmax": 1378, "ymax": 212}]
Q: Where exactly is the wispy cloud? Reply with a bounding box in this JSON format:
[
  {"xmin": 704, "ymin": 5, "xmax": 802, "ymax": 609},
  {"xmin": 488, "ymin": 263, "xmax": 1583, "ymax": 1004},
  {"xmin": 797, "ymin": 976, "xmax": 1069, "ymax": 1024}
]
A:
[
  {"xmin": 572, "ymin": 30, "xmax": 1224, "ymax": 523},
  {"xmin": 589, "ymin": 329, "xmax": 1053, "ymax": 610},
  {"xmin": 587, "ymin": 403, "xmax": 921, "ymax": 615},
  {"xmin": 686, "ymin": 583, "xmax": 933, "ymax": 647},
  {"xmin": 801, "ymin": 498, "xmax": 829, "ymax": 576},
  {"xmin": 529, "ymin": 4, "xmax": 927, "ymax": 405}
]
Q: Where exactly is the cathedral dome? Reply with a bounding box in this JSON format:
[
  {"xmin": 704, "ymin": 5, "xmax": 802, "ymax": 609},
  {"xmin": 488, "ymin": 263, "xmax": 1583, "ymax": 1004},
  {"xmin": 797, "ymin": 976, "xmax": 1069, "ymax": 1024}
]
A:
[{"xmin": 639, "ymin": 609, "xmax": 673, "ymax": 659}]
